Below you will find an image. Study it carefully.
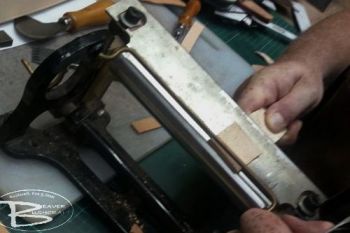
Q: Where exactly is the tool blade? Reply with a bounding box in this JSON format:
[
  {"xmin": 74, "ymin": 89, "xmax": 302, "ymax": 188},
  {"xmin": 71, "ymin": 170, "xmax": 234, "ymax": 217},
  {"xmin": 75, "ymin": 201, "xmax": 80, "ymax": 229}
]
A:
[
  {"xmin": 14, "ymin": 16, "xmax": 67, "ymax": 40},
  {"xmin": 253, "ymin": 17, "xmax": 297, "ymax": 41}
]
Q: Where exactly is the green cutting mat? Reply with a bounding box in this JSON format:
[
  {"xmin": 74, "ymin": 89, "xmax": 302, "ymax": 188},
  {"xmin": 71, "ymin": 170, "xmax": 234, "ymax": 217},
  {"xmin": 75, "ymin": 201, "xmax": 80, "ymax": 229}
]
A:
[
  {"xmin": 1, "ymin": 9, "xmax": 295, "ymax": 233},
  {"xmin": 199, "ymin": 11, "xmax": 297, "ymax": 64}
]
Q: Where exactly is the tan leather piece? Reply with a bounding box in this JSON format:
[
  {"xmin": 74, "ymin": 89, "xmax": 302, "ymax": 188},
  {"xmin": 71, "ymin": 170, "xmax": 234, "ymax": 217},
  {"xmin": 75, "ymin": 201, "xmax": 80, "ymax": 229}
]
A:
[
  {"xmin": 181, "ymin": 21, "xmax": 205, "ymax": 52},
  {"xmin": 217, "ymin": 109, "xmax": 286, "ymax": 165},
  {"xmin": 131, "ymin": 117, "xmax": 162, "ymax": 134},
  {"xmin": 0, "ymin": 223, "xmax": 8, "ymax": 233},
  {"xmin": 217, "ymin": 121, "xmax": 261, "ymax": 165}
]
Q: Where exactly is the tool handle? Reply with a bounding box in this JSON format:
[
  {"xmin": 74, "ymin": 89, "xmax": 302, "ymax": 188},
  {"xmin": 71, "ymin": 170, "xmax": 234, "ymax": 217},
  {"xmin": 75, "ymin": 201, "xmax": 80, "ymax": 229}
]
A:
[
  {"xmin": 239, "ymin": 0, "xmax": 273, "ymax": 23},
  {"xmin": 178, "ymin": 0, "xmax": 201, "ymax": 26},
  {"xmin": 63, "ymin": 0, "xmax": 114, "ymax": 32}
]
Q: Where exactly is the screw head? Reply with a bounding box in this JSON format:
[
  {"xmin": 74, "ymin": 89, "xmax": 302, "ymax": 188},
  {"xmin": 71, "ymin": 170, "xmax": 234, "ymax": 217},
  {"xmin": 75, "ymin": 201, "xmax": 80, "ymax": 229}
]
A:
[
  {"xmin": 125, "ymin": 7, "xmax": 144, "ymax": 25},
  {"xmin": 119, "ymin": 7, "xmax": 146, "ymax": 29}
]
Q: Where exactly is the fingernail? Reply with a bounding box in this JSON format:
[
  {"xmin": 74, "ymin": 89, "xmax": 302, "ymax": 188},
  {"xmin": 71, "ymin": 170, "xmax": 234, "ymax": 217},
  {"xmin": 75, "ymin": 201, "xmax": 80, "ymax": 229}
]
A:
[{"xmin": 267, "ymin": 112, "xmax": 285, "ymax": 132}]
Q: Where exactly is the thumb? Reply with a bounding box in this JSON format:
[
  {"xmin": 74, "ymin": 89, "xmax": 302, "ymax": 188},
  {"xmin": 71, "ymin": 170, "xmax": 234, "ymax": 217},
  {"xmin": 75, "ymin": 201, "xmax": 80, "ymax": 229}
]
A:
[
  {"xmin": 281, "ymin": 215, "xmax": 334, "ymax": 233},
  {"xmin": 240, "ymin": 209, "xmax": 292, "ymax": 233},
  {"xmin": 265, "ymin": 79, "xmax": 322, "ymax": 132}
]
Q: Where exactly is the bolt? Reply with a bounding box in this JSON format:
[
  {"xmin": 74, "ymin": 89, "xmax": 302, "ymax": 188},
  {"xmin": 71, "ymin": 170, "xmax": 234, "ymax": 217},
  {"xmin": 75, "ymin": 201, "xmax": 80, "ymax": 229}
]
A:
[
  {"xmin": 119, "ymin": 7, "xmax": 146, "ymax": 29},
  {"xmin": 297, "ymin": 191, "xmax": 321, "ymax": 218},
  {"xmin": 125, "ymin": 7, "xmax": 144, "ymax": 25}
]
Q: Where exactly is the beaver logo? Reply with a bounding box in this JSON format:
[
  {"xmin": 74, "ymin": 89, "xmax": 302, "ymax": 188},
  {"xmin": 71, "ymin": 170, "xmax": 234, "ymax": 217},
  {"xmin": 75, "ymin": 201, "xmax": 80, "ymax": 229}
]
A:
[{"xmin": 0, "ymin": 189, "xmax": 74, "ymax": 231}]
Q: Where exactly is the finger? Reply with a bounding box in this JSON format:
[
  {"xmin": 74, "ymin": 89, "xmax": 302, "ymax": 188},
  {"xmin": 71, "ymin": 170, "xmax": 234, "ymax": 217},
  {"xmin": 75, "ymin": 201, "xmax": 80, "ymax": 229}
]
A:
[
  {"xmin": 236, "ymin": 75, "xmax": 279, "ymax": 113},
  {"xmin": 236, "ymin": 64, "xmax": 300, "ymax": 114},
  {"xmin": 234, "ymin": 77, "xmax": 251, "ymax": 101},
  {"xmin": 277, "ymin": 120, "xmax": 303, "ymax": 145},
  {"xmin": 240, "ymin": 208, "xmax": 292, "ymax": 233},
  {"xmin": 227, "ymin": 230, "xmax": 240, "ymax": 233},
  {"xmin": 266, "ymin": 78, "xmax": 322, "ymax": 132},
  {"xmin": 281, "ymin": 215, "xmax": 334, "ymax": 233}
]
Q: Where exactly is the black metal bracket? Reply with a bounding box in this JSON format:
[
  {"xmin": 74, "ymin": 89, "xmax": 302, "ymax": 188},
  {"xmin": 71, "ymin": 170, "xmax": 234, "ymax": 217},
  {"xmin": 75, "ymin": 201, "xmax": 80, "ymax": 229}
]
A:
[{"xmin": 0, "ymin": 28, "xmax": 194, "ymax": 233}]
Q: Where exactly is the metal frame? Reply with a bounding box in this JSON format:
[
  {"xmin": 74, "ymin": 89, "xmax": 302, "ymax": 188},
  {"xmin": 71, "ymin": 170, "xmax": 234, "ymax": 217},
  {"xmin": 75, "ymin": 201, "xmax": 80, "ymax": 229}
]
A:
[{"xmin": 106, "ymin": 0, "xmax": 325, "ymax": 210}]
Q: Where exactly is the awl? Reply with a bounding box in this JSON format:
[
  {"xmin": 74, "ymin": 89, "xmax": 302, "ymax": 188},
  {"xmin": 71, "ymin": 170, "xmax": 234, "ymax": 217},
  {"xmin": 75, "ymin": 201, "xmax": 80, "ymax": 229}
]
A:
[
  {"xmin": 205, "ymin": 0, "xmax": 273, "ymax": 23},
  {"xmin": 173, "ymin": 0, "xmax": 201, "ymax": 41},
  {"xmin": 215, "ymin": 4, "xmax": 297, "ymax": 41},
  {"xmin": 15, "ymin": 0, "xmax": 114, "ymax": 40}
]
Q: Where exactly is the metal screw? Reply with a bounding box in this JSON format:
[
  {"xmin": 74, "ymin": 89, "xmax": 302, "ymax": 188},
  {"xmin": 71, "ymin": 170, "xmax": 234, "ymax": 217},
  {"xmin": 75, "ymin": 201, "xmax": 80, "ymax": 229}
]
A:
[
  {"xmin": 125, "ymin": 7, "xmax": 144, "ymax": 25},
  {"xmin": 297, "ymin": 191, "xmax": 321, "ymax": 218},
  {"xmin": 119, "ymin": 7, "xmax": 146, "ymax": 30}
]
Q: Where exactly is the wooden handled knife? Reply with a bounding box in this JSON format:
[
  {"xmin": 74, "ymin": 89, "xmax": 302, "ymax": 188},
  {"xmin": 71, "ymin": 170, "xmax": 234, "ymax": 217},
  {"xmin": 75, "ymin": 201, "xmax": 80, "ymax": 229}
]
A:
[
  {"xmin": 205, "ymin": 0, "xmax": 273, "ymax": 22},
  {"xmin": 238, "ymin": 0, "xmax": 273, "ymax": 22},
  {"xmin": 15, "ymin": 0, "xmax": 115, "ymax": 40}
]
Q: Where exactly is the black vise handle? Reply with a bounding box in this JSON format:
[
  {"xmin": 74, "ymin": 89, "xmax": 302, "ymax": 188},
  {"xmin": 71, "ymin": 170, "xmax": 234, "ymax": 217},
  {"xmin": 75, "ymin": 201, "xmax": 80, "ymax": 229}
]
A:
[
  {"xmin": 0, "ymin": 30, "xmax": 108, "ymax": 143},
  {"xmin": 4, "ymin": 126, "xmax": 135, "ymax": 233}
]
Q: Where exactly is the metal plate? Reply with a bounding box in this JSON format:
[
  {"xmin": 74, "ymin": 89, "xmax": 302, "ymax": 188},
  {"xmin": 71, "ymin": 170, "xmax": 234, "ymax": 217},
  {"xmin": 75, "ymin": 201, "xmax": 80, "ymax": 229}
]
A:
[{"xmin": 107, "ymin": 0, "xmax": 325, "ymax": 206}]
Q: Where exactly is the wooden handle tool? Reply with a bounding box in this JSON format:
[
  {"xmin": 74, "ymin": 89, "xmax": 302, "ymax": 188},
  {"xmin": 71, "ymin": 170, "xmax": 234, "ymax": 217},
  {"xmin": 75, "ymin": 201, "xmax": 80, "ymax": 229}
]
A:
[
  {"xmin": 238, "ymin": 0, "xmax": 273, "ymax": 23},
  {"xmin": 178, "ymin": 0, "xmax": 201, "ymax": 27},
  {"xmin": 63, "ymin": 0, "xmax": 115, "ymax": 32},
  {"xmin": 270, "ymin": 0, "xmax": 293, "ymax": 16},
  {"xmin": 174, "ymin": 0, "xmax": 201, "ymax": 41}
]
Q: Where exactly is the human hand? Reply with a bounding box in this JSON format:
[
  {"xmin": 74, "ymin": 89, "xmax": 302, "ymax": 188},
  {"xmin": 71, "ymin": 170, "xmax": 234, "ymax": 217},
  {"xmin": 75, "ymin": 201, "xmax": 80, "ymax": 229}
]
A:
[
  {"xmin": 240, "ymin": 208, "xmax": 333, "ymax": 233},
  {"xmin": 235, "ymin": 61, "xmax": 324, "ymax": 144}
]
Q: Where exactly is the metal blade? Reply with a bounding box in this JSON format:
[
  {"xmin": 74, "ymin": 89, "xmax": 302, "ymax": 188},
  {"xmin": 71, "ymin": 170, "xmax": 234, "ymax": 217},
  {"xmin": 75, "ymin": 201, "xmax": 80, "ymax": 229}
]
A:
[
  {"xmin": 215, "ymin": 8, "xmax": 252, "ymax": 26},
  {"xmin": 253, "ymin": 16, "xmax": 297, "ymax": 41},
  {"xmin": 14, "ymin": 16, "xmax": 67, "ymax": 40}
]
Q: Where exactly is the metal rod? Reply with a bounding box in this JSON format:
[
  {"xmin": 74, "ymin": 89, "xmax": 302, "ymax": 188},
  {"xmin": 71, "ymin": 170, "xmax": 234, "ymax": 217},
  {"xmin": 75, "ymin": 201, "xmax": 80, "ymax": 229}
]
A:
[{"xmin": 109, "ymin": 52, "xmax": 274, "ymax": 209}]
